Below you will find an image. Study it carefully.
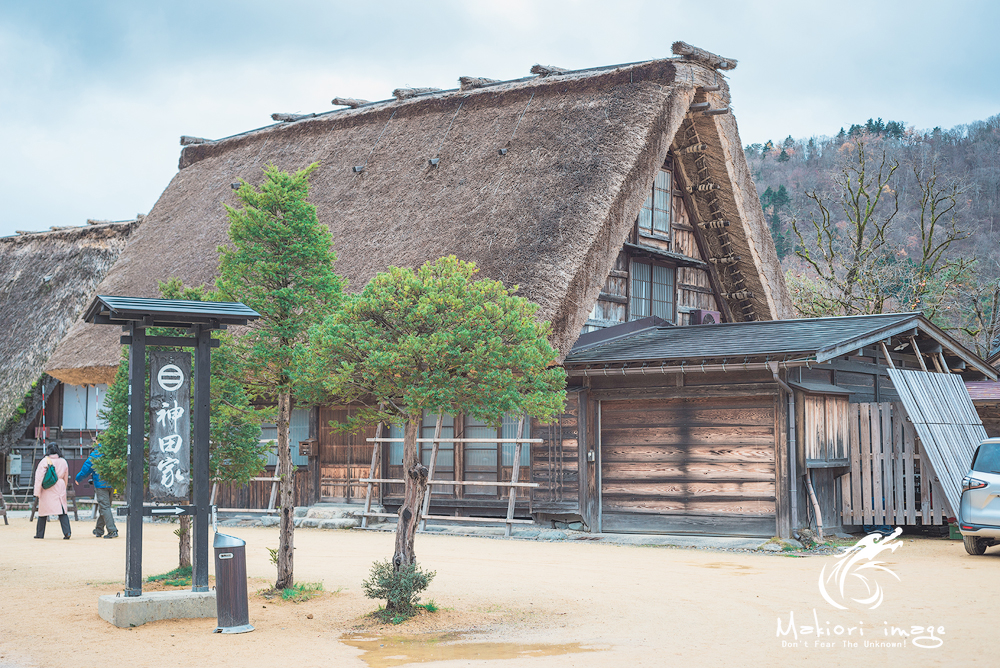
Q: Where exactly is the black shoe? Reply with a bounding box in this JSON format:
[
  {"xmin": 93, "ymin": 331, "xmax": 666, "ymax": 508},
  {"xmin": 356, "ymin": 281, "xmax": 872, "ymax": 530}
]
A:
[
  {"xmin": 93, "ymin": 529, "xmax": 104, "ymax": 538},
  {"xmin": 63, "ymin": 535, "xmax": 71, "ymax": 540},
  {"xmin": 104, "ymin": 532, "xmax": 118, "ymax": 539},
  {"xmin": 34, "ymin": 535, "xmax": 43, "ymax": 539}
]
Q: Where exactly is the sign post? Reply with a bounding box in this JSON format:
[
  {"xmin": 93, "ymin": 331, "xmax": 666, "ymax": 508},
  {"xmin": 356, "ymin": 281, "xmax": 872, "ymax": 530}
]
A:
[
  {"xmin": 84, "ymin": 296, "xmax": 259, "ymax": 600},
  {"xmin": 124, "ymin": 324, "xmax": 146, "ymax": 598}
]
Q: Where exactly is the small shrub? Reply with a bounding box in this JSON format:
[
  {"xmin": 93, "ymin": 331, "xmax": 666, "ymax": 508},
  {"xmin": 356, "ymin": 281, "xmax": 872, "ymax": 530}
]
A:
[
  {"xmin": 147, "ymin": 566, "xmax": 192, "ymax": 587},
  {"xmin": 362, "ymin": 560, "xmax": 436, "ymax": 622},
  {"xmin": 417, "ymin": 599, "xmax": 439, "ymax": 613},
  {"xmin": 281, "ymin": 582, "xmax": 324, "ymax": 602}
]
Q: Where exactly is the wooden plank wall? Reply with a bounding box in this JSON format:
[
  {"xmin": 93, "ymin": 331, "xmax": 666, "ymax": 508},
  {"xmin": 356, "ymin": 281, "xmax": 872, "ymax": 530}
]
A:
[
  {"xmin": 213, "ymin": 469, "xmax": 312, "ymax": 509},
  {"xmin": 802, "ymin": 394, "xmax": 849, "ymax": 461},
  {"xmin": 673, "ymin": 200, "xmax": 719, "ymax": 325},
  {"xmin": 592, "ymin": 252, "xmax": 628, "ymax": 324},
  {"xmin": 318, "ymin": 406, "xmax": 378, "ymax": 501},
  {"xmin": 976, "ymin": 404, "xmax": 1000, "ymax": 437},
  {"xmin": 530, "ymin": 393, "xmax": 581, "ymax": 514},
  {"xmin": 838, "ymin": 402, "xmax": 945, "ymax": 526},
  {"xmin": 599, "ymin": 393, "xmax": 776, "ymax": 536}
]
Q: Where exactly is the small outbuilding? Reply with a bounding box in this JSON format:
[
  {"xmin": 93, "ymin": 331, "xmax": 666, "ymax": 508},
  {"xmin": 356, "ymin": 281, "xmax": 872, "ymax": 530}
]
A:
[{"xmin": 559, "ymin": 312, "xmax": 994, "ymax": 537}]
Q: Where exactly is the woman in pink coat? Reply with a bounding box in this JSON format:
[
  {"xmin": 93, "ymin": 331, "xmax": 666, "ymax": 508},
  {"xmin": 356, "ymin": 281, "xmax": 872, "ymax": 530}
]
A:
[{"xmin": 33, "ymin": 444, "xmax": 71, "ymax": 539}]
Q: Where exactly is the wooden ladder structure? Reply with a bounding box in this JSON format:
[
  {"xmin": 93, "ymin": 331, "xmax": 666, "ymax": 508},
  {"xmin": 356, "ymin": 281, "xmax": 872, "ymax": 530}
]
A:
[{"xmin": 359, "ymin": 416, "xmax": 542, "ymax": 537}]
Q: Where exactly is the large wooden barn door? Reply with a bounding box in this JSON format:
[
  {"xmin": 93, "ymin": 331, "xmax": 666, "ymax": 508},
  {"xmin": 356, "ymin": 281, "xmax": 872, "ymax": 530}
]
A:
[{"xmin": 599, "ymin": 396, "xmax": 776, "ymax": 536}]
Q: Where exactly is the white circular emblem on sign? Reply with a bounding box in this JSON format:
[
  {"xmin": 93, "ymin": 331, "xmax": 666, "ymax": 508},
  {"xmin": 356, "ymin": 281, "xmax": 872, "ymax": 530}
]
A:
[{"xmin": 157, "ymin": 364, "xmax": 185, "ymax": 391}]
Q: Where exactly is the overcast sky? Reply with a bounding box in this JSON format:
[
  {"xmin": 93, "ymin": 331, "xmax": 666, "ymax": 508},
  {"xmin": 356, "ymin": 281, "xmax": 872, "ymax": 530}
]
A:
[{"xmin": 1, "ymin": 1, "xmax": 997, "ymax": 238}]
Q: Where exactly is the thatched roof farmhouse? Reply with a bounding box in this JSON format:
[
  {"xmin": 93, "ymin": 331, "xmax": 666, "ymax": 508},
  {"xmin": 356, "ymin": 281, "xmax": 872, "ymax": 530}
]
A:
[
  {"xmin": 0, "ymin": 220, "xmax": 138, "ymax": 453},
  {"xmin": 46, "ymin": 42, "xmax": 792, "ymax": 387}
]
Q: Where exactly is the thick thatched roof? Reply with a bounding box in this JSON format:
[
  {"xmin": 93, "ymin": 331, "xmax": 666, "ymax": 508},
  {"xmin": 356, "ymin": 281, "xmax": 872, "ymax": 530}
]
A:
[
  {"xmin": 0, "ymin": 221, "xmax": 138, "ymax": 449},
  {"xmin": 47, "ymin": 50, "xmax": 792, "ymax": 386}
]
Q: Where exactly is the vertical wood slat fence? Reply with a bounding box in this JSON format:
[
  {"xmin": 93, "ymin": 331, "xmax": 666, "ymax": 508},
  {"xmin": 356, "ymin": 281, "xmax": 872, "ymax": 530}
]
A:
[
  {"xmin": 359, "ymin": 421, "xmax": 543, "ymax": 537},
  {"xmin": 839, "ymin": 402, "xmax": 945, "ymax": 526}
]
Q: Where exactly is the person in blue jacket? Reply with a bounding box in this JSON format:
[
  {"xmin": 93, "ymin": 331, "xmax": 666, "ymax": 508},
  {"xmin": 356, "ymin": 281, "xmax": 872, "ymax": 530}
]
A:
[{"xmin": 75, "ymin": 446, "xmax": 118, "ymax": 538}]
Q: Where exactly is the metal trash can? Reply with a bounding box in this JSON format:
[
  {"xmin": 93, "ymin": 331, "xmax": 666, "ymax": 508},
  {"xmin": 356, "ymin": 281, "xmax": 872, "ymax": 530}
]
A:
[{"xmin": 213, "ymin": 532, "xmax": 254, "ymax": 633}]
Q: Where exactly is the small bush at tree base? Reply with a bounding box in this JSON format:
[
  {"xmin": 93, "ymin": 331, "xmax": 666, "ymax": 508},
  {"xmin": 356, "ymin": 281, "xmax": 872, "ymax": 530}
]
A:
[
  {"xmin": 146, "ymin": 566, "xmax": 192, "ymax": 587},
  {"xmin": 362, "ymin": 560, "xmax": 436, "ymax": 621},
  {"xmin": 281, "ymin": 582, "xmax": 324, "ymax": 602}
]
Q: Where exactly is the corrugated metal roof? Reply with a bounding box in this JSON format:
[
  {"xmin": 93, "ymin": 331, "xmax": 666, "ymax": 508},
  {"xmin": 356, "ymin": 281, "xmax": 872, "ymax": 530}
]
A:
[
  {"xmin": 84, "ymin": 295, "xmax": 260, "ymax": 326},
  {"xmin": 565, "ymin": 312, "xmax": 919, "ymax": 365},
  {"xmin": 888, "ymin": 368, "xmax": 988, "ymax": 517}
]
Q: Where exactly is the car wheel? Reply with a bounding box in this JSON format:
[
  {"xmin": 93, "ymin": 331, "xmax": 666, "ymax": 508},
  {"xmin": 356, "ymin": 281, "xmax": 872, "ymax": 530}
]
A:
[{"xmin": 964, "ymin": 535, "xmax": 989, "ymax": 555}]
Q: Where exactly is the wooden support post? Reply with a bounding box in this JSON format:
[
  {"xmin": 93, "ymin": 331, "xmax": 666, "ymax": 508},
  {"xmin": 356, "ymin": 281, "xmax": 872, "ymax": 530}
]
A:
[
  {"xmin": 361, "ymin": 422, "xmax": 383, "ymax": 529},
  {"xmin": 930, "ymin": 352, "xmax": 944, "ymax": 373},
  {"xmin": 419, "ymin": 415, "xmax": 444, "ymax": 532},
  {"xmin": 909, "ymin": 336, "xmax": 928, "ymax": 372},
  {"xmin": 879, "ymin": 341, "xmax": 896, "ymax": 370},
  {"xmin": 267, "ymin": 479, "xmax": 279, "ymax": 512},
  {"xmin": 504, "ymin": 416, "xmax": 526, "ymax": 538},
  {"xmin": 124, "ymin": 324, "xmax": 146, "ymax": 597},
  {"xmin": 192, "ymin": 325, "xmax": 211, "ymax": 593},
  {"xmin": 938, "ymin": 352, "xmax": 949, "ymax": 373}
]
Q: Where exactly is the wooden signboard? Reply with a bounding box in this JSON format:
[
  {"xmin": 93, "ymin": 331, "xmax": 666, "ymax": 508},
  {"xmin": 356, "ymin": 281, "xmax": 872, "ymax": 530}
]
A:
[{"xmin": 149, "ymin": 351, "xmax": 191, "ymax": 502}]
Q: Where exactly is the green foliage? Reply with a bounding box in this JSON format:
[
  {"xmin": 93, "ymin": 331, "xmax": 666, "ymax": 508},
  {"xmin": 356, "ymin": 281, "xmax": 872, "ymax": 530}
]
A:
[
  {"xmin": 847, "ymin": 118, "xmax": 906, "ymax": 140},
  {"xmin": 417, "ymin": 599, "xmax": 439, "ymax": 613},
  {"xmin": 302, "ymin": 255, "xmax": 566, "ymax": 430},
  {"xmin": 267, "ymin": 546, "xmax": 279, "ymax": 567},
  {"xmin": 95, "ymin": 356, "xmax": 132, "ymax": 490},
  {"xmin": 362, "ymin": 559, "xmax": 436, "ymax": 619},
  {"xmin": 215, "ymin": 162, "xmax": 343, "ymax": 590},
  {"xmin": 280, "ymin": 582, "xmax": 324, "ymax": 602},
  {"xmin": 215, "ymin": 162, "xmax": 343, "ymax": 398},
  {"xmin": 147, "ymin": 565, "xmax": 192, "ymax": 587},
  {"xmin": 760, "ymin": 185, "xmax": 792, "ymax": 258}
]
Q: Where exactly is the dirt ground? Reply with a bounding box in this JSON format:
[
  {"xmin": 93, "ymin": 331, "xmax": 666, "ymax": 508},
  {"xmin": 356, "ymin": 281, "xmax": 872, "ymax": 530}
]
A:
[{"xmin": 1, "ymin": 519, "xmax": 998, "ymax": 668}]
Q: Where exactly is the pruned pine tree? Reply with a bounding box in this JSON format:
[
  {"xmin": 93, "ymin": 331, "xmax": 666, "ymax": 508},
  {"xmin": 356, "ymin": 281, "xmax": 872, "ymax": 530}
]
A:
[
  {"xmin": 304, "ymin": 256, "xmax": 565, "ymax": 571},
  {"xmin": 215, "ymin": 163, "xmax": 342, "ymax": 590}
]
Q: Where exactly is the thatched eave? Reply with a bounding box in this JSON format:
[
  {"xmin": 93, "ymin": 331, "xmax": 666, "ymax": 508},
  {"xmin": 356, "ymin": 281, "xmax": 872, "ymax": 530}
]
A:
[{"xmin": 1, "ymin": 220, "xmax": 137, "ymax": 430}]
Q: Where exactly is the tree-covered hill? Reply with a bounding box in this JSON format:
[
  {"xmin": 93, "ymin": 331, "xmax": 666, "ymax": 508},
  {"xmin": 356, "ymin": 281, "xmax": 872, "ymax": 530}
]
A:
[{"xmin": 745, "ymin": 114, "xmax": 1000, "ymax": 355}]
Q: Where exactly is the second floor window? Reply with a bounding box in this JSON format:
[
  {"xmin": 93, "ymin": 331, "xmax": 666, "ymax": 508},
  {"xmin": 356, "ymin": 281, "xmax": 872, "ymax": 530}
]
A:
[
  {"xmin": 637, "ymin": 168, "xmax": 672, "ymax": 239},
  {"xmin": 630, "ymin": 260, "xmax": 675, "ymax": 322}
]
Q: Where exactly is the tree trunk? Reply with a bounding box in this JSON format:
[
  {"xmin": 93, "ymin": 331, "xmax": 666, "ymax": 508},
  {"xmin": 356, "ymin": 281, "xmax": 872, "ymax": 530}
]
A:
[
  {"xmin": 275, "ymin": 391, "xmax": 295, "ymax": 590},
  {"xmin": 178, "ymin": 515, "xmax": 192, "ymax": 569},
  {"xmin": 393, "ymin": 418, "xmax": 428, "ymax": 572}
]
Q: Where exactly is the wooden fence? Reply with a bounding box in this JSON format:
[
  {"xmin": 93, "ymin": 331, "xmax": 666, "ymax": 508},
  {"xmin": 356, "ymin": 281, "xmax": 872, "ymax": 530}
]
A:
[{"xmin": 839, "ymin": 402, "xmax": 947, "ymax": 526}]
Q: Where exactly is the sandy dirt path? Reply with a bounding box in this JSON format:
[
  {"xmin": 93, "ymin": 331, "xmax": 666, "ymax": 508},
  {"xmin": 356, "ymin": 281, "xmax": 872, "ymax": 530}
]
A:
[{"xmin": 1, "ymin": 520, "xmax": 998, "ymax": 667}]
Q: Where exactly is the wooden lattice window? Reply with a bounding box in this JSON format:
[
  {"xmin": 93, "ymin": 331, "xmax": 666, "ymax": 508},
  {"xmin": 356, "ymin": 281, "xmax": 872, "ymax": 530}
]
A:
[
  {"xmin": 637, "ymin": 168, "xmax": 672, "ymax": 239},
  {"xmin": 629, "ymin": 260, "xmax": 675, "ymax": 322}
]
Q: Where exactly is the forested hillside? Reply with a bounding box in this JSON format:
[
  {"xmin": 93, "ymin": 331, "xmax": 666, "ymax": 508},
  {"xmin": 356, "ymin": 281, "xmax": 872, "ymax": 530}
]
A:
[{"xmin": 746, "ymin": 114, "xmax": 1000, "ymax": 356}]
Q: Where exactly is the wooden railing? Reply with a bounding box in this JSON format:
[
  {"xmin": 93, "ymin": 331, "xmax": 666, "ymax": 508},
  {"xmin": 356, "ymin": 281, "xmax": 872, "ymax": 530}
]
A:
[{"xmin": 360, "ymin": 416, "xmax": 543, "ymax": 537}]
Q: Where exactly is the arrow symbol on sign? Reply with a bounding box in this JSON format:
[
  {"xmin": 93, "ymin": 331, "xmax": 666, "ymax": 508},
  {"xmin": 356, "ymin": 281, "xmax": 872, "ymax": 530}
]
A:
[{"xmin": 151, "ymin": 507, "xmax": 184, "ymax": 515}]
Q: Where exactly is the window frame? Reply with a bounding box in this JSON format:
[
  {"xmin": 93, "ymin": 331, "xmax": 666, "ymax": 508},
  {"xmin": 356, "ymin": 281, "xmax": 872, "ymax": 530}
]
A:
[
  {"xmin": 628, "ymin": 258, "xmax": 676, "ymax": 323},
  {"xmin": 636, "ymin": 166, "xmax": 673, "ymax": 244}
]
